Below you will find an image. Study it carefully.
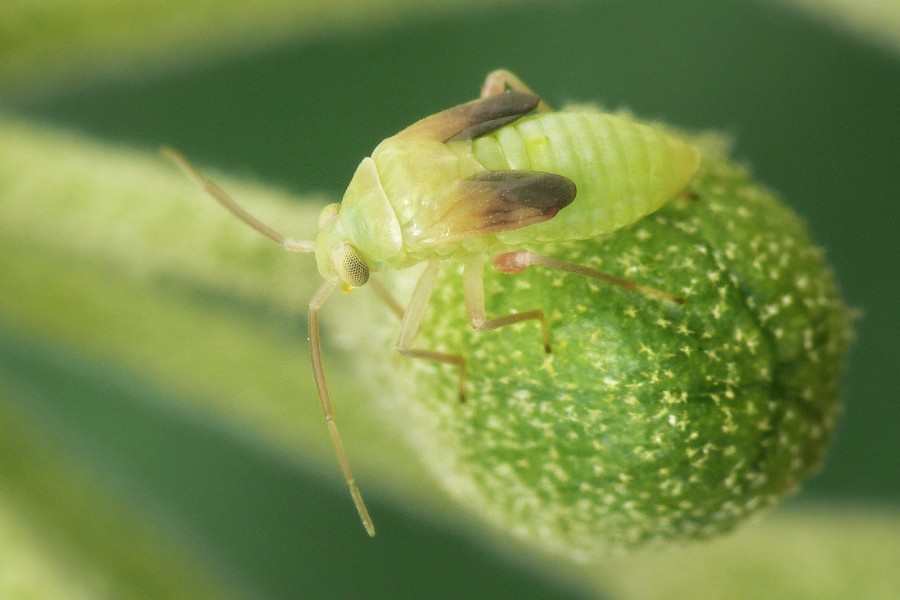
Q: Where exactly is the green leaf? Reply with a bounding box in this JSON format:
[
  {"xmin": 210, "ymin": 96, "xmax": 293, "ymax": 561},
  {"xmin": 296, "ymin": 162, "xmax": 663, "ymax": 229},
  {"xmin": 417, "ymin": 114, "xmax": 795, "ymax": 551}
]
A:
[
  {"xmin": 772, "ymin": 0, "xmax": 900, "ymax": 54},
  {"xmin": 0, "ymin": 395, "xmax": 247, "ymax": 600},
  {"xmin": 0, "ymin": 0, "xmax": 541, "ymax": 99},
  {"xmin": 594, "ymin": 506, "xmax": 900, "ymax": 600},
  {"xmin": 0, "ymin": 116, "xmax": 882, "ymax": 599}
]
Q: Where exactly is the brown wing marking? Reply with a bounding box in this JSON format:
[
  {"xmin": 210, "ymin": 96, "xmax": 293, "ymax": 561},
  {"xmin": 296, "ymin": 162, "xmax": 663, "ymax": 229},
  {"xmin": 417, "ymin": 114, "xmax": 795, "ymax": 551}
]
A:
[
  {"xmin": 415, "ymin": 171, "xmax": 576, "ymax": 246},
  {"xmin": 397, "ymin": 92, "xmax": 540, "ymax": 143}
]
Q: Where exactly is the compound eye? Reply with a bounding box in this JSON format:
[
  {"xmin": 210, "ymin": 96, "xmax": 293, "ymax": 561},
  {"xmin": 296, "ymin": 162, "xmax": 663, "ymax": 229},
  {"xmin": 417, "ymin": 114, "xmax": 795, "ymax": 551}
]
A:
[{"xmin": 333, "ymin": 243, "xmax": 369, "ymax": 288}]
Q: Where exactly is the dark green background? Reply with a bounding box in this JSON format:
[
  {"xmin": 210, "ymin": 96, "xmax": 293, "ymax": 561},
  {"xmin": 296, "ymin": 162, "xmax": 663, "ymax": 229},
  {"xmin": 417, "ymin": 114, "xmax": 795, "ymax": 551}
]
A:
[{"xmin": 4, "ymin": 0, "xmax": 898, "ymax": 598}]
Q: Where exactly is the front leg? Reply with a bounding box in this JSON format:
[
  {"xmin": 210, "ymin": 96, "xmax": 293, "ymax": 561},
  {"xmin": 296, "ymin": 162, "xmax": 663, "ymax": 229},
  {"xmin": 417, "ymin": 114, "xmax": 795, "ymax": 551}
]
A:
[
  {"xmin": 308, "ymin": 279, "xmax": 375, "ymax": 536},
  {"xmin": 480, "ymin": 69, "xmax": 553, "ymax": 112},
  {"xmin": 396, "ymin": 261, "xmax": 468, "ymax": 401}
]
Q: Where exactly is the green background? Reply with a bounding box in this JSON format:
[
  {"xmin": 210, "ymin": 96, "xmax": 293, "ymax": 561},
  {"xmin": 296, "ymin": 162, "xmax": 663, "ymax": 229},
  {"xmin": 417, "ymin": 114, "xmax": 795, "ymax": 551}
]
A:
[{"xmin": 1, "ymin": 0, "xmax": 898, "ymax": 598}]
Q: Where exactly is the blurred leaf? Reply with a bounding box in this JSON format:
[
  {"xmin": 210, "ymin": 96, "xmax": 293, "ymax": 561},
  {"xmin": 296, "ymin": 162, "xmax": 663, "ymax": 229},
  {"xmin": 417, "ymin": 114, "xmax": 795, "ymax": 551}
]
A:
[
  {"xmin": 595, "ymin": 506, "xmax": 900, "ymax": 600},
  {"xmin": 772, "ymin": 0, "xmax": 900, "ymax": 54},
  {"xmin": 0, "ymin": 116, "xmax": 436, "ymax": 503},
  {"xmin": 0, "ymin": 396, "xmax": 248, "ymax": 600},
  {"xmin": 0, "ymin": 0, "xmax": 545, "ymax": 99}
]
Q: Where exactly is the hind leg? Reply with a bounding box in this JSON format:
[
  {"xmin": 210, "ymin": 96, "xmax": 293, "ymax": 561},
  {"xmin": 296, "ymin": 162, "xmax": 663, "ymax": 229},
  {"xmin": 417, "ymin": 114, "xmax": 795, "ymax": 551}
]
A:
[{"xmin": 480, "ymin": 69, "xmax": 552, "ymax": 112}]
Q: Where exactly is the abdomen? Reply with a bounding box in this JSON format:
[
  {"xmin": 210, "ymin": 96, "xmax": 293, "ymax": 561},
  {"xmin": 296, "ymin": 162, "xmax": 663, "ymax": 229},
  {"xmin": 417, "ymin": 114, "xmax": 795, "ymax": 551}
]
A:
[{"xmin": 470, "ymin": 110, "xmax": 700, "ymax": 245}]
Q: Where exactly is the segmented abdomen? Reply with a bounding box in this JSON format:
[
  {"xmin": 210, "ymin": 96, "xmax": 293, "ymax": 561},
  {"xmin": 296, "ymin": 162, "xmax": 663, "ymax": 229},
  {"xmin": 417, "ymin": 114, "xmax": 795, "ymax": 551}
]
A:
[{"xmin": 471, "ymin": 111, "xmax": 699, "ymax": 245}]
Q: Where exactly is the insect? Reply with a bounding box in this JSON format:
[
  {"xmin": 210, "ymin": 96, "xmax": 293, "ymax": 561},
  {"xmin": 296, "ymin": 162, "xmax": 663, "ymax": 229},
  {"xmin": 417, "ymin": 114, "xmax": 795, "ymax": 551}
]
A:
[{"xmin": 164, "ymin": 69, "xmax": 700, "ymax": 537}]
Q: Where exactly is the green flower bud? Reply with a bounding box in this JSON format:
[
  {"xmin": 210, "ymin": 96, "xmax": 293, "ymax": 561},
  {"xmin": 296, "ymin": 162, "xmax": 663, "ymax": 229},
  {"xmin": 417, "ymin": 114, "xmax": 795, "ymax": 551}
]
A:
[{"xmin": 371, "ymin": 137, "xmax": 852, "ymax": 560}]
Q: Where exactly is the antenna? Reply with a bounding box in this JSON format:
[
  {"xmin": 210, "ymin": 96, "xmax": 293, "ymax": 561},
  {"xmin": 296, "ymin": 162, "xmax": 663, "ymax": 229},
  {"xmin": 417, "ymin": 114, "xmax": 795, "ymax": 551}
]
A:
[{"xmin": 162, "ymin": 148, "xmax": 315, "ymax": 253}]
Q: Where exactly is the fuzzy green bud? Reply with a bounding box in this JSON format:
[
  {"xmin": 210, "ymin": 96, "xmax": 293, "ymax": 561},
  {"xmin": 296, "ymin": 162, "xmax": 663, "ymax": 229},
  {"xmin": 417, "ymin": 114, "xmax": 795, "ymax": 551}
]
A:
[{"xmin": 367, "ymin": 138, "xmax": 852, "ymax": 560}]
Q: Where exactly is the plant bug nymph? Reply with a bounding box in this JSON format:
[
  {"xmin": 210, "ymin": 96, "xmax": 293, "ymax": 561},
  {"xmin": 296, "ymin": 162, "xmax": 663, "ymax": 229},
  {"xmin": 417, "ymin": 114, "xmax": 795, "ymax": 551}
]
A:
[{"xmin": 164, "ymin": 70, "xmax": 700, "ymax": 537}]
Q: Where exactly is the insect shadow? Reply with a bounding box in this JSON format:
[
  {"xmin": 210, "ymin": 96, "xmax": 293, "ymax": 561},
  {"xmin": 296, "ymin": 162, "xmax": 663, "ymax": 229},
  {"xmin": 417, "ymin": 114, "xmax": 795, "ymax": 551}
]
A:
[{"xmin": 164, "ymin": 69, "xmax": 699, "ymax": 536}]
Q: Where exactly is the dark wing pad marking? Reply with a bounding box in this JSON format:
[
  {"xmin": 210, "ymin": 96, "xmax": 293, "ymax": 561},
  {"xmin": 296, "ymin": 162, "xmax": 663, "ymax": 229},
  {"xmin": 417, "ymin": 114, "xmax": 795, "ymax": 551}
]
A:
[
  {"xmin": 466, "ymin": 170, "xmax": 577, "ymax": 210},
  {"xmin": 415, "ymin": 170, "xmax": 576, "ymax": 246},
  {"xmin": 397, "ymin": 92, "xmax": 541, "ymax": 143}
]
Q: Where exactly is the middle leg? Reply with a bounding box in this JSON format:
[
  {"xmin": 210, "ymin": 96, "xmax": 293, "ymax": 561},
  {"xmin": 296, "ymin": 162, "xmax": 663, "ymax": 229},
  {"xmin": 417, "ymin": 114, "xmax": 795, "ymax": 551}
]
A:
[{"xmin": 463, "ymin": 256, "xmax": 552, "ymax": 353}]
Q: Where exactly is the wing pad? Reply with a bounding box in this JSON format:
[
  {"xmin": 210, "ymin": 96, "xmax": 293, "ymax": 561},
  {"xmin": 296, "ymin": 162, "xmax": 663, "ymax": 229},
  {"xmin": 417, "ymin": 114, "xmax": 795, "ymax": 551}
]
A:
[
  {"xmin": 398, "ymin": 92, "xmax": 541, "ymax": 143},
  {"xmin": 413, "ymin": 170, "xmax": 576, "ymax": 246}
]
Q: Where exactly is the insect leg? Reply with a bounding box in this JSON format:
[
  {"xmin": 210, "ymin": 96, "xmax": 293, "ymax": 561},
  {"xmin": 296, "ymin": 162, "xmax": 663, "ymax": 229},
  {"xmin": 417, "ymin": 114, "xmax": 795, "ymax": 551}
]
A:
[
  {"xmin": 163, "ymin": 148, "xmax": 315, "ymax": 253},
  {"xmin": 464, "ymin": 256, "xmax": 552, "ymax": 353},
  {"xmin": 480, "ymin": 69, "xmax": 552, "ymax": 112},
  {"xmin": 367, "ymin": 278, "xmax": 404, "ymax": 319},
  {"xmin": 494, "ymin": 251, "xmax": 685, "ymax": 305},
  {"xmin": 309, "ymin": 279, "xmax": 376, "ymax": 537},
  {"xmin": 396, "ymin": 262, "xmax": 468, "ymax": 401}
]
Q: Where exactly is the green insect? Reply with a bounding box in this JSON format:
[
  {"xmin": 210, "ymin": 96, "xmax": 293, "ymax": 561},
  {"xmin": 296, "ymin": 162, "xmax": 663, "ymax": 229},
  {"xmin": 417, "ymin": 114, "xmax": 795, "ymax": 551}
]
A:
[{"xmin": 165, "ymin": 70, "xmax": 700, "ymax": 537}]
